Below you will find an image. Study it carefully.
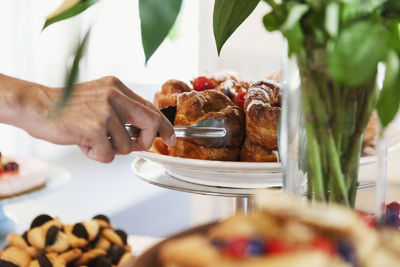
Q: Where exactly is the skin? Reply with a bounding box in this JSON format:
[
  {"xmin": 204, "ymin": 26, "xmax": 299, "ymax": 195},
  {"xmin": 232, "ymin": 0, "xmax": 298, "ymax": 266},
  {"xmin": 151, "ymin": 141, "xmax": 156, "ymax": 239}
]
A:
[{"xmin": 0, "ymin": 74, "xmax": 176, "ymax": 163}]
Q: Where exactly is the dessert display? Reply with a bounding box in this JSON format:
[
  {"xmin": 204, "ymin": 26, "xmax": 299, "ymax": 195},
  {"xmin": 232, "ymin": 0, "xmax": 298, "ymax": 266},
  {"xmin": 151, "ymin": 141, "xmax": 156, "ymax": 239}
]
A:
[
  {"xmin": 151, "ymin": 71, "xmax": 379, "ymax": 163},
  {"xmin": 0, "ymin": 214, "xmax": 135, "ymax": 267},
  {"xmin": 0, "ymin": 153, "xmax": 47, "ymax": 200},
  {"xmin": 152, "ymin": 71, "xmax": 279, "ymax": 162},
  {"xmin": 159, "ymin": 192, "xmax": 400, "ymax": 267}
]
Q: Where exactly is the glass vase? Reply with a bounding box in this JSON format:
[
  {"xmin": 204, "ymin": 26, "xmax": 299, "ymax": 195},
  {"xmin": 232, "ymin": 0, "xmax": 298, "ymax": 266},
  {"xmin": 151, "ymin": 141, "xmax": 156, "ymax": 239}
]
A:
[{"xmin": 280, "ymin": 41, "xmax": 382, "ymax": 208}]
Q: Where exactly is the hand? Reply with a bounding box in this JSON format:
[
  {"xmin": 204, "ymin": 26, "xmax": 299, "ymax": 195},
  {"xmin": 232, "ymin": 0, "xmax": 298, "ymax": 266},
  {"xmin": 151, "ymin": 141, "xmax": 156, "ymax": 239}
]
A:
[{"xmin": 0, "ymin": 75, "xmax": 176, "ymax": 162}]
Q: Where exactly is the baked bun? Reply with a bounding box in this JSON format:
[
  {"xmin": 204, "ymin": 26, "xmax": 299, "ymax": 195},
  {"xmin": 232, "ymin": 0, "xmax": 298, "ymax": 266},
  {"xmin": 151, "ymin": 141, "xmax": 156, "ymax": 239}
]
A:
[
  {"xmin": 240, "ymin": 138, "xmax": 279, "ymax": 162},
  {"xmin": 168, "ymin": 90, "xmax": 244, "ymax": 161},
  {"xmin": 154, "ymin": 79, "xmax": 192, "ymax": 109},
  {"xmin": 241, "ymin": 80, "xmax": 281, "ymax": 161}
]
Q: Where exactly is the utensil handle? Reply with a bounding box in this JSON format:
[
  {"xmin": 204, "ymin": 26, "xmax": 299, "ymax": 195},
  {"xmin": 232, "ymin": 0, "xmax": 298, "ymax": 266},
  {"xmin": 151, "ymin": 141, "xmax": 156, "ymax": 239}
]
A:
[{"xmin": 124, "ymin": 124, "xmax": 226, "ymax": 138}]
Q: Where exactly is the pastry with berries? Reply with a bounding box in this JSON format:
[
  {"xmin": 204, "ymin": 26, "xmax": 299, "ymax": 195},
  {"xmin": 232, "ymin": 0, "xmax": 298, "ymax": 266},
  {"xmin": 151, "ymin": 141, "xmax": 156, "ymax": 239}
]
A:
[
  {"xmin": 1, "ymin": 214, "xmax": 135, "ymax": 267},
  {"xmin": 159, "ymin": 192, "xmax": 400, "ymax": 267}
]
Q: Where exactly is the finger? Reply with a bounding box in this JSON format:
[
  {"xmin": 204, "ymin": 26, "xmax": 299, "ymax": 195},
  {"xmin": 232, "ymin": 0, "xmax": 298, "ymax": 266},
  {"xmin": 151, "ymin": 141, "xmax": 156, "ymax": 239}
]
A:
[
  {"xmin": 86, "ymin": 135, "xmax": 115, "ymax": 163},
  {"xmin": 158, "ymin": 117, "xmax": 176, "ymax": 146},
  {"xmin": 110, "ymin": 92, "xmax": 176, "ymax": 146},
  {"xmin": 106, "ymin": 112, "xmax": 132, "ymax": 155},
  {"xmin": 110, "ymin": 94, "xmax": 162, "ymax": 150}
]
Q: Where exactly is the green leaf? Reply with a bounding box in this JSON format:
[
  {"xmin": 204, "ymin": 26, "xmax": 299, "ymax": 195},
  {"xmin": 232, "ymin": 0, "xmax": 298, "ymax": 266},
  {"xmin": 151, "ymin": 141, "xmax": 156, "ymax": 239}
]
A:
[
  {"xmin": 329, "ymin": 22, "xmax": 388, "ymax": 87},
  {"xmin": 283, "ymin": 23, "xmax": 304, "ymax": 56},
  {"xmin": 139, "ymin": 0, "xmax": 183, "ymax": 63},
  {"xmin": 262, "ymin": 4, "xmax": 287, "ymax": 32},
  {"xmin": 377, "ymin": 50, "xmax": 400, "ymax": 128},
  {"xmin": 382, "ymin": 0, "xmax": 400, "ymax": 19},
  {"xmin": 57, "ymin": 29, "xmax": 91, "ymax": 110},
  {"xmin": 213, "ymin": 0, "xmax": 260, "ymax": 55},
  {"xmin": 281, "ymin": 4, "xmax": 309, "ymax": 31},
  {"xmin": 325, "ymin": 2, "xmax": 339, "ymax": 38},
  {"xmin": 43, "ymin": 0, "xmax": 100, "ymax": 30}
]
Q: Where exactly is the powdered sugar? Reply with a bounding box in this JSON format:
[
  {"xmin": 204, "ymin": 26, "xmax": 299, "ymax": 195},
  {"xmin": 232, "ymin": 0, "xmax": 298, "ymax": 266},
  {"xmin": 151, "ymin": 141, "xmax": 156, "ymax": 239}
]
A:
[{"xmin": 246, "ymin": 99, "xmax": 270, "ymax": 112}]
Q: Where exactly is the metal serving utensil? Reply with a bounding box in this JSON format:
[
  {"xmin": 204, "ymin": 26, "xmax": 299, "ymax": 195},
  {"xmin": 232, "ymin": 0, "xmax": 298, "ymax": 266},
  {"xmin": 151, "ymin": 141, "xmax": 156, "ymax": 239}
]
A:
[{"xmin": 124, "ymin": 106, "xmax": 240, "ymax": 148}]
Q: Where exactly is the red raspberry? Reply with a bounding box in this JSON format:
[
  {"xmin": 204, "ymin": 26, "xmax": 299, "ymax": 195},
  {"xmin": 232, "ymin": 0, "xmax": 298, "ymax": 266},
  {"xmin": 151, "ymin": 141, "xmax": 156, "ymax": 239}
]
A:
[
  {"xmin": 357, "ymin": 211, "xmax": 377, "ymax": 228},
  {"xmin": 266, "ymin": 238, "xmax": 291, "ymax": 255},
  {"xmin": 192, "ymin": 76, "xmax": 216, "ymax": 91},
  {"xmin": 386, "ymin": 202, "xmax": 400, "ymax": 215},
  {"xmin": 222, "ymin": 237, "xmax": 249, "ymax": 259},
  {"xmin": 235, "ymin": 92, "xmax": 246, "ymax": 108},
  {"xmin": 311, "ymin": 237, "xmax": 336, "ymax": 256}
]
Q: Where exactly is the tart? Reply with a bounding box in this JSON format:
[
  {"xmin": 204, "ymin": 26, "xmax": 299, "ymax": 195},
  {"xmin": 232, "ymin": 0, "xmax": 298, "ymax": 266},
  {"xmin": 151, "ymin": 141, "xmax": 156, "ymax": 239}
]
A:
[{"xmin": 0, "ymin": 155, "xmax": 47, "ymax": 199}]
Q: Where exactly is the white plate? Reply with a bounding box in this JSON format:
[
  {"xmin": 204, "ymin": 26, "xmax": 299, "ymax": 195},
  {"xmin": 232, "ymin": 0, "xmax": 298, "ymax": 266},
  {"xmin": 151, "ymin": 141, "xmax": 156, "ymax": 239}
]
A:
[{"xmin": 132, "ymin": 125, "xmax": 400, "ymax": 189}]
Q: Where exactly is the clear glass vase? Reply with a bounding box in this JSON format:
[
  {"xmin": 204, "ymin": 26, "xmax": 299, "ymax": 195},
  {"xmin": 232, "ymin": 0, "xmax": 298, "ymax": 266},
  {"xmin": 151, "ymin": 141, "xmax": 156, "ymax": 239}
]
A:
[{"xmin": 280, "ymin": 41, "xmax": 384, "ymax": 208}]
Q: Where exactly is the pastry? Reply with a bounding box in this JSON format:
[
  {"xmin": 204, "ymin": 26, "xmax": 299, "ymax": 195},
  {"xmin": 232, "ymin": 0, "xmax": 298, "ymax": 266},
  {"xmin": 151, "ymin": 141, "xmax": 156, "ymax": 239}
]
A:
[
  {"xmin": 241, "ymin": 80, "xmax": 281, "ymax": 161},
  {"xmin": 1, "ymin": 214, "xmax": 135, "ymax": 267},
  {"xmin": 154, "ymin": 79, "xmax": 192, "ymax": 110},
  {"xmin": 159, "ymin": 192, "xmax": 400, "ymax": 267},
  {"xmin": 0, "ymin": 155, "xmax": 47, "ymax": 199},
  {"xmin": 168, "ymin": 90, "xmax": 244, "ymax": 161}
]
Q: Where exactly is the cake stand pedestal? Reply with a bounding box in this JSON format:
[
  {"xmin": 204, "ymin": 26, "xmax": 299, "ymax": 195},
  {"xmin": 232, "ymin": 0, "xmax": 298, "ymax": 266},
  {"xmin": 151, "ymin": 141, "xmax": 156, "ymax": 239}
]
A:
[{"xmin": 132, "ymin": 158, "xmax": 280, "ymax": 214}]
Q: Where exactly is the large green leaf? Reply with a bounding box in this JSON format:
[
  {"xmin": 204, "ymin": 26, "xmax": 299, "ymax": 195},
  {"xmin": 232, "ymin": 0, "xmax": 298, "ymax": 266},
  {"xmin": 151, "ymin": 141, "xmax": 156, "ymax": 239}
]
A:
[
  {"xmin": 43, "ymin": 0, "xmax": 100, "ymax": 30},
  {"xmin": 139, "ymin": 0, "xmax": 182, "ymax": 63},
  {"xmin": 213, "ymin": 0, "xmax": 260, "ymax": 55},
  {"xmin": 57, "ymin": 29, "xmax": 91, "ymax": 109},
  {"xmin": 376, "ymin": 50, "xmax": 400, "ymax": 128},
  {"xmin": 329, "ymin": 22, "xmax": 388, "ymax": 86}
]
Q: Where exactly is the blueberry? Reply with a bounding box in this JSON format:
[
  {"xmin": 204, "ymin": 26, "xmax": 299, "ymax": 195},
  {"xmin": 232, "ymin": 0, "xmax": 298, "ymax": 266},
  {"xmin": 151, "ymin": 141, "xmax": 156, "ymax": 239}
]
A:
[
  {"xmin": 246, "ymin": 238, "xmax": 265, "ymax": 255},
  {"xmin": 381, "ymin": 213, "xmax": 400, "ymax": 228},
  {"xmin": 211, "ymin": 239, "xmax": 226, "ymax": 249},
  {"xmin": 222, "ymin": 89, "xmax": 232, "ymax": 99},
  {"xmin": 338, "ymin": 241, "xmax": 356, "ymax": 266}
]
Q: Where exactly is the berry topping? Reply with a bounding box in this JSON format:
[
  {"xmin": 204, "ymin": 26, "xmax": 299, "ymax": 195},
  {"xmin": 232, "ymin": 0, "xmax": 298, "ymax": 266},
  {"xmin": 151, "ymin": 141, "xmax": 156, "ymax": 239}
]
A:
[
  {"xmin": 266, "ymin": 238, "xmax": 291, "ymax": 255},
  {"xmin": 4, "ymin": 162, "xmax": 18, "ymax": 172},
  {"xmin": 192, "ymin": 76, "xmax": 216, "ymax": 91},
  {"xmin": 211, "ymin": 239, "xmax": 226, "ymax": 249},
  {"xmin": 247, "ymin": 238, "xmax": 265, "ymax": 255},
  {"xmin": 311, "ymin": 237, "xmax": 336, "ymax": 256},
  {"xmin": 221, "ymin": 89, "xmax": 233, "ymax": 99},
  {"xmin": 338, "ymin": 242, "xmax": 357, "ymax": 265},
  {"xmin": 381, "ymin": 213, "xmax": 400, "ymax": 228},
  {"xmin": 386, "ymin": 201, "xmax": 400, "ymax": 215},
  {"xmin": 357, "ymin": 211, "xmax": 377, "ymax": 228},
  {"xmin": 235, "ymin": 92, "xmax": 246, "ymax": 108},
  {"xmin": 222, "ymin": 237, "xmax": 249, "ymax": 259}
]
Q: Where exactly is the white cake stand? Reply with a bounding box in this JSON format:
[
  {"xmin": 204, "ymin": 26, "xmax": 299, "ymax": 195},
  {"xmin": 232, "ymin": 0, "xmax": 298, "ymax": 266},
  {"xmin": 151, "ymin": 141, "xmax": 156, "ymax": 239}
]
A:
[
  {"xmin": 131, "ymin": 158, "xmax": 281, "ymax": 214},
  {"xmin": 0, "ymin": 164, "xmax": 71, "ymax": 245}
]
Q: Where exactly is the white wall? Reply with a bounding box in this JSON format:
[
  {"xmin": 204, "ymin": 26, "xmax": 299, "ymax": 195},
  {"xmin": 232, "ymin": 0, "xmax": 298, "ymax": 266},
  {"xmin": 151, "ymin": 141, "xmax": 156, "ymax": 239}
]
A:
[{"xmin": 198, "ymin": 0, "xmax": 282, "ymax": 80}]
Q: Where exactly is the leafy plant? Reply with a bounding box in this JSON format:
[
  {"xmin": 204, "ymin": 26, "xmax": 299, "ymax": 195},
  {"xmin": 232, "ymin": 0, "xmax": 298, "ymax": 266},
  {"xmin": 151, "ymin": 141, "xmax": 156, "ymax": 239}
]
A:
[{"xmin": 44, "ymin": 0, "xmax": 400, "ymax": 206}]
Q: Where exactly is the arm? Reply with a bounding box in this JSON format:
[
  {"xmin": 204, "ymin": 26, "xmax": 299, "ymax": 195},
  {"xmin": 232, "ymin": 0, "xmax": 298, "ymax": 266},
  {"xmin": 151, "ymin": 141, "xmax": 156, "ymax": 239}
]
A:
[{"xmin": 0, "ymin": 74, "xmax": 175, "ymax": 162}]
